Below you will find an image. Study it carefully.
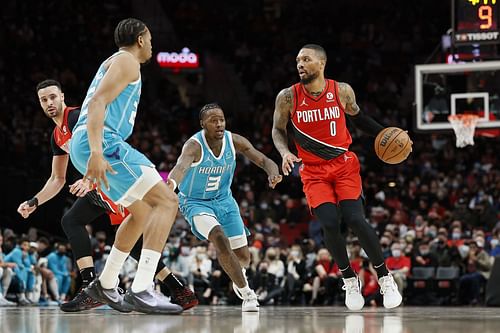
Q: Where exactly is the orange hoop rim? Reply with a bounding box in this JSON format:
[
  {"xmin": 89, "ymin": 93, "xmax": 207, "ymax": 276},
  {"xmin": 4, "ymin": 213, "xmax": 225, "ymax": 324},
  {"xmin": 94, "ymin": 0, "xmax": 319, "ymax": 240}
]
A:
[{"xmin": 448, "ymin": 114, "xmax": 480, "ymax": 127}]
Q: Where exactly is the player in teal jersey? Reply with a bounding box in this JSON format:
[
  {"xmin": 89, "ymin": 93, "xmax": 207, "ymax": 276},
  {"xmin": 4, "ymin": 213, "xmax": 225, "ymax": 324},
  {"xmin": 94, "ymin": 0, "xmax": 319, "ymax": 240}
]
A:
[
  {"xmin": 168, "ymin": 103, "xmax": 282, "ymax": 311},
  {"xmin": 69, "ymin": 18, "xmax": 181, "ymax": 314}
]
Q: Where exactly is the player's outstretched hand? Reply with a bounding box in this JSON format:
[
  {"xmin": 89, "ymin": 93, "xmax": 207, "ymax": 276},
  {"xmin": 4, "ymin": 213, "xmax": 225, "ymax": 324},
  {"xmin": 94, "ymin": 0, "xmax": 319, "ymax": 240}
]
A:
[
  {"xmin": 282, "ymin": 153, "xmax": 301, "ymax": 176},
  {"xmin": 69, "ymin": 179, "xmax": 92, "ymax": 197},
  {"xmin": 85, "ymin": 152, "xmax": 116, "ymax": 191},
  {"xmin": 268, "ymin": 174, "xmax": 283, "ymax": 189},
  {"xmin": 17, "ymin": 201, "xmax": 36, "ymax": 219}
]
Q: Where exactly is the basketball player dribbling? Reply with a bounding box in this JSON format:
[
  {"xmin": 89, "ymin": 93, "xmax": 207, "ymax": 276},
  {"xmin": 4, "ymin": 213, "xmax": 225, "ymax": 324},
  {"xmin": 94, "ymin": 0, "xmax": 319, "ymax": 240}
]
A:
[
  {"xmin": 69, "ymin": 18, "xmax": 181, "ymax": 314},
  {"xmin": 272, "ymin": 44, "xmax": 408, "ymax": 310}
]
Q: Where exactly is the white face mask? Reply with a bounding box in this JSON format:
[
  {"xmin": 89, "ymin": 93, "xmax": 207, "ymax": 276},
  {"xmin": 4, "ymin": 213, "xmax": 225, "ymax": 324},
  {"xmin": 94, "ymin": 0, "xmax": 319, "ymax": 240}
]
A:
[
  {"xmin": 491, "ymin": 239, "xmax": 499, "ymax": 248},
  {"xmin": 392, "ymin": 250, "xmax": 401, "ymax": 258}
]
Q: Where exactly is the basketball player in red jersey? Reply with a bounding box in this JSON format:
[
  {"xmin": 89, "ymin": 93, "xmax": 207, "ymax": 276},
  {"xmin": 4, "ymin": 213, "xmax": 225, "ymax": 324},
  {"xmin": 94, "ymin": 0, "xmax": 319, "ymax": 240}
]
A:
[
  {"xmin": 17, "ymin": 80, "xmax": 196, "ymax": 312},
  {"xmin": 272, "ymin": 44, "xmax": 404, "ymax": 310}
]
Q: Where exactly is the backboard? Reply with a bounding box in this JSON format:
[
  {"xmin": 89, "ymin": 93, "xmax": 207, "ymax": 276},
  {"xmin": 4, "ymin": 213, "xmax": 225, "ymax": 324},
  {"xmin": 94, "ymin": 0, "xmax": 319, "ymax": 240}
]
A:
[{"xmin": 415, "ymin": 61, "xmax": 500, "ymax": 131}]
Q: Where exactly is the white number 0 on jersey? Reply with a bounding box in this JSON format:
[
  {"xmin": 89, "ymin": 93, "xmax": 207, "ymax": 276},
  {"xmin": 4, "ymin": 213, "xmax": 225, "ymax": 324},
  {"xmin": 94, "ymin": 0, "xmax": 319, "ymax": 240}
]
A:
[{"xmin": 206, "ymin": 176, "xmax": 221, "ymax": 192}]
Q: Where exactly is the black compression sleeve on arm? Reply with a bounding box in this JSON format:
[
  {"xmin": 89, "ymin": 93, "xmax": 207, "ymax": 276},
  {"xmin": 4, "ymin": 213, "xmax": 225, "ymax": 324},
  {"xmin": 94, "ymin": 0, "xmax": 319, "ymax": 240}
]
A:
[{"xmin": 348, "ymin": 112, "xmax": 384, "ymax": 137}]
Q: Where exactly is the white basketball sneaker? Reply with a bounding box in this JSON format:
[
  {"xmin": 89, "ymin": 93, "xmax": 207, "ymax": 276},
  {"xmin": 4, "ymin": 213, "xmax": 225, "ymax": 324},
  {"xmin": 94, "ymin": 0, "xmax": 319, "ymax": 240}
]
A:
[
  {"xmin": 241, "ymin": 289, "xmax": 259, "ymax": 312},
  {"xmin": 342, "ymin": 276, "xmax": 365, "ymax": 311},
  {"xmin": 378, "ymin": 274, "xmax": 402, "ymax": 309}
]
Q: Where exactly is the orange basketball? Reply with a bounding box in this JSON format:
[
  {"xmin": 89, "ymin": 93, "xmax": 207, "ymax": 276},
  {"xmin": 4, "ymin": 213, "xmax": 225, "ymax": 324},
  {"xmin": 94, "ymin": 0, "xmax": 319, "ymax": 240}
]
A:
[{"xmin": 374, "ymin": 127, "xmax": 412, "ymax": 164}]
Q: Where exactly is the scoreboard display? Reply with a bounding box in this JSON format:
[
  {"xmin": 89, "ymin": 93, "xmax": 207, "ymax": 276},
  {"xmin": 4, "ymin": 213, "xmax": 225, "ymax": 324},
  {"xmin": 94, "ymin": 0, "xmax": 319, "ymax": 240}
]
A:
[{"xmin": 453, "ymin": 0, "xmax": 500, "ymax": 45}]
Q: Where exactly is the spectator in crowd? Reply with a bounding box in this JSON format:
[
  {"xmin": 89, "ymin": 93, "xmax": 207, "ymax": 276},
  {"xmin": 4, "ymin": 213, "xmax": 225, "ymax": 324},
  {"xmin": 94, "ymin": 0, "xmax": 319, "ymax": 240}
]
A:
[
  {"xmin": 490, "ymin": 229, "xmax": 500, "ymax": 256},
  {"xmin": 0, "ymin": 235, "xmax": 16, "ymax": 306},
  {"xmin": 35, "ymin": 237, "xmax": 60, "ymax": 305},
  {"xmin": 413, "ymin": 240, "xmax": 438, "ymax": 268},
  {"xmin": 285, "ymin": 244, "xmax": 307, "ymax": 304},
  {"xmin": 190, "ymin": 246, "xmax": 212, "ymax": 302},
  {"xmin": 309, "ymin": 248, "xmax": 340, "ymax": 305},
  {"xmin": 431, "ymin": 229, "xmax": 462, "ymax": 267},
  {"xmin": 253, "ymin": 260, "xmax": 284, "ymax": 305},
  {"xmin": 386, "ymin": 242, "xmax": 411, "ymax": 295},
  {"xmin": 4, "ymin": 237, "xmax": 33, "ymax": 305},
  {"xmin": 458, "ymin": 237, "xmax": 493, "ymax": 305},
  {"xmin": 47, "ymin": 243, "xmax": 71, "ymax": 302}
]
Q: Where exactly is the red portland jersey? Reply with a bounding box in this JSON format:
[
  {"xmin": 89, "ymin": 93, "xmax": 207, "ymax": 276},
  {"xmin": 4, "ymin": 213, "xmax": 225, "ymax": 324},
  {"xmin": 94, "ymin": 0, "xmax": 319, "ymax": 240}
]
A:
[
  {"xmin": 53, "ymin": 106, "xmax": 80, "ymax": 153},
  {"xmin": 291, "ymin": 79, "xmax": 352, "ymax": 164}
]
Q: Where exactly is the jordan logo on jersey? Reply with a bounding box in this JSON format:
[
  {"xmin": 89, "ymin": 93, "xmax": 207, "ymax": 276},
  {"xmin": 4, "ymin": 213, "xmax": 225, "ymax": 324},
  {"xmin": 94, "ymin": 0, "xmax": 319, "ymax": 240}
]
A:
[{"xmin": 300, "ymin": 98, "xmax": 309, "ymax": 107}]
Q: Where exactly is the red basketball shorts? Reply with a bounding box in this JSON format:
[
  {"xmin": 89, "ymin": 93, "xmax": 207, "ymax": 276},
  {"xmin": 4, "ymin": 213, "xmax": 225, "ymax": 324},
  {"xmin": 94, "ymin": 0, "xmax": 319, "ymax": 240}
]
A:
[
  {"xmin": 299, "ymin": 151, "xmax": 362, "ymax": 208},
  {"xmin": 97, "ymin": 189, "xmax": 130, "ymax": 225}
]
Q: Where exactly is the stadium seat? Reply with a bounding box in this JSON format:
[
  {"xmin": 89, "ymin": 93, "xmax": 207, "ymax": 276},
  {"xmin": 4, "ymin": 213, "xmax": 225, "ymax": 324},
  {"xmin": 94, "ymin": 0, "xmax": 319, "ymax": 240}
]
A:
[{"xmin": 435, "ymin": 266, "xmax": 460, "ymax": 305}]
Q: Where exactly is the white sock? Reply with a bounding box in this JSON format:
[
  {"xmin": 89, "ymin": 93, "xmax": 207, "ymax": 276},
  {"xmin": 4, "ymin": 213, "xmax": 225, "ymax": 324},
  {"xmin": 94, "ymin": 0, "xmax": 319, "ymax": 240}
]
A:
[
  {"xmin": 237, "ymin": 284, "xmax": 252, "ymax": 295},
  {"xmin": 131, "ymin": 249, "xmax": 161, "ymax": 293},
  {"xmin": 99, "ymin": 246, "xmax": 129, "ymax": 289}
]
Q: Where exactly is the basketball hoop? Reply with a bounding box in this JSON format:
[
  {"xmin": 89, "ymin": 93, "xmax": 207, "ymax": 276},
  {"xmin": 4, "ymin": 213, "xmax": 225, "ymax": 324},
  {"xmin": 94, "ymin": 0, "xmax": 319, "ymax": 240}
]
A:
[{"xmin": 448, "ymin": 114, "xmax": 480, "ymax": 148}]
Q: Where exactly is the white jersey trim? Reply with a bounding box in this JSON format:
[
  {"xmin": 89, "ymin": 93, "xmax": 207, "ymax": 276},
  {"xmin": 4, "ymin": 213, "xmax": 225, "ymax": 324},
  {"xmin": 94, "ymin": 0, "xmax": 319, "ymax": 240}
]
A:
[
  {"xmin": 227, "ymin": 131, "xmax": 236, "ymax": 161},
  {"xmin": 202, "ymin": 129, "xmax": 226, "ymax": 160}
]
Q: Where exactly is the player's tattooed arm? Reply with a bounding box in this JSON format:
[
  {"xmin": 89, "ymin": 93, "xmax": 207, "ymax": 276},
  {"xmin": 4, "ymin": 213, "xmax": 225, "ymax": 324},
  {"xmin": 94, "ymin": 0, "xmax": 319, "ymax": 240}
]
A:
[
  {"xmin": 338, "ymin": 82, "xmax": 384, "ymax": 137},
  {"xmin": 168, "ymin": 139, "xmax": 201, "ymax": 187},
  {"xmin": 338, "ymin": 82, "xmax": 360, "ymax": 116},
  {"xmin": 233, "ymin": 133, "xmax": 282, "ymax": 189},
  {"xmin": 272, "ymin": 87, "xmax": 302, "ymax": 176},
  {"xmin": 272, "ymin": 87, "xmax": 293, "ymax": 158}
]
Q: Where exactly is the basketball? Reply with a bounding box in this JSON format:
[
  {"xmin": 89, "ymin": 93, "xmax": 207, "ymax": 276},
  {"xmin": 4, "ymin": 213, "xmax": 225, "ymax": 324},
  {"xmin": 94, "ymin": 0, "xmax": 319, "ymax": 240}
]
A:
[{"xmin": 374, "ymin": 127, "xmax": 412, "ymax": 164}]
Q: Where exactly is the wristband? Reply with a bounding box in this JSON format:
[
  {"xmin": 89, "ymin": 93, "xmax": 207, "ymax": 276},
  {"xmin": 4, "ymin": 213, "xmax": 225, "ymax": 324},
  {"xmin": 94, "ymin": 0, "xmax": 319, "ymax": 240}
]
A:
[
  {"xmin": 168, "ymin": 178, "xmax": 178, "ymax": 190},
  {"xmin": 27, "ymin": 197, "xmax": 39, "ymax": 208}
]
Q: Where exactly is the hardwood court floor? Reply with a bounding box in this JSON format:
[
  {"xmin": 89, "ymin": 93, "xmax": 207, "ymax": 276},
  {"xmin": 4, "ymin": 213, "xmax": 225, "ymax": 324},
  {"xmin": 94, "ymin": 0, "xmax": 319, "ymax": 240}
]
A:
[{"xmin": 1, "ymin": 305, "xmax": 499, "ymax": 333}]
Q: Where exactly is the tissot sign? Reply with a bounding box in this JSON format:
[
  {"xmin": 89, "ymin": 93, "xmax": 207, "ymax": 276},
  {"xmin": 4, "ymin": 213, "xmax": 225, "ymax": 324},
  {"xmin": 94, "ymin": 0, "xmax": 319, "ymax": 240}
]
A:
[{"xmin": 156, "ymin": 48, "xmax": 199, "ymax": 69}]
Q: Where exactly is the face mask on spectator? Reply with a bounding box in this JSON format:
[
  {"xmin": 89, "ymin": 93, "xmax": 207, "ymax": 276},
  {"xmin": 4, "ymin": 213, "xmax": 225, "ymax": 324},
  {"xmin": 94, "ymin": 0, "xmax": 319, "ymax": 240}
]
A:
[
  {"xmin": 196, "ymin": 253, "xmax": 207, "ymax": 261},
  {"xmin": 452, "ymin": 232, "xmax": 461, "ymax": 240},
  {"xmin": 491, "ymin": 239, "xmax": 499, "ymax": 248},
  {"xmin": 392, "ymin": 250, "xmax": 401, "ymax": 257},
  {"xmin": 268, "ymin": 255, "xmax": 276, "ymax": 260},
  {"xmin": 291, "ymin": 250, "xmax": 300, "ymax": 258},
  {"xmin": 427, "ymin": 231, "xmax": 437, "ymax": 238},
  {"xmin": 420, "ymin": 249, "xmax": 429, "ymax": 255}
]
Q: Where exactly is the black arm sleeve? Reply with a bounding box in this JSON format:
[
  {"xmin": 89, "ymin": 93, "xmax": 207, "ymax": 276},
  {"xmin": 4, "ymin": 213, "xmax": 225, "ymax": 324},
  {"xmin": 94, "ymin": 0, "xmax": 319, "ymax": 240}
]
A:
[
  {"xmin": 347, "ymin": 112, "xmax": 384, "ymax": 137},
  {"xmin": 51, "ymin": 134, "xmax": 67, "ymax": 156}
]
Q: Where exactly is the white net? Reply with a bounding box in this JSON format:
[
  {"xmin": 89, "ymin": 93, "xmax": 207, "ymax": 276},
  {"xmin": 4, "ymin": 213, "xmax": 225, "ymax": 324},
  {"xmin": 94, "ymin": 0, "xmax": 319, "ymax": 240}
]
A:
[{"xmin": 448, "ymin": 115, "xmax": 479, "ymax": 148}]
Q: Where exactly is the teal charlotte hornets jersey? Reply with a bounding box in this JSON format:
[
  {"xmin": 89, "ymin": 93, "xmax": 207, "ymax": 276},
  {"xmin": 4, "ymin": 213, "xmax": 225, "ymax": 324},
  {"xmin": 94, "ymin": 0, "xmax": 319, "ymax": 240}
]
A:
[
  {"xmin": 75, "ymin": 51, "xmax": 141, "ymax": 140},
  {"xmin": 179, "ymin": 130, "xmax": 236, "ymax": 200}
]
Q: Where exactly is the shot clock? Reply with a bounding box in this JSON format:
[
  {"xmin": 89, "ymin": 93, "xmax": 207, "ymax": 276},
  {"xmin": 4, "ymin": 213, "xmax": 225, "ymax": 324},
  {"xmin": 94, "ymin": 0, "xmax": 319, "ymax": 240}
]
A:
[{"xmin": 453, "ymin": 0, "xmax": 500, "ymax": 45}]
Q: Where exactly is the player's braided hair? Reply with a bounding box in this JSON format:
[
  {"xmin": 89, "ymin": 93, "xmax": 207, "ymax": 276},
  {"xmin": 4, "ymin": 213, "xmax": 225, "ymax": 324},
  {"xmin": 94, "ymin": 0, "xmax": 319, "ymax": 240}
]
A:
[
  {"xmin": 114, "ymin": 18, "xmax": 147, "ymax": 48},
  {"xmin": 199, "ymin": 103, "xmax": 222, "ymax": 120}
]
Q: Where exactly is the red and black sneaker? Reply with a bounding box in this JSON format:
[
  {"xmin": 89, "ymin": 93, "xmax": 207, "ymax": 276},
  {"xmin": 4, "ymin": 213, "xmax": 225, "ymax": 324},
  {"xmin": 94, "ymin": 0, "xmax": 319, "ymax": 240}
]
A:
[
  {"xmin": 60, "ymin": 287, "xmax": 103, "ymax": 312},
  {"xmin": 171, "ymin": 287, "xmax": 198, "ymax": 310}
]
